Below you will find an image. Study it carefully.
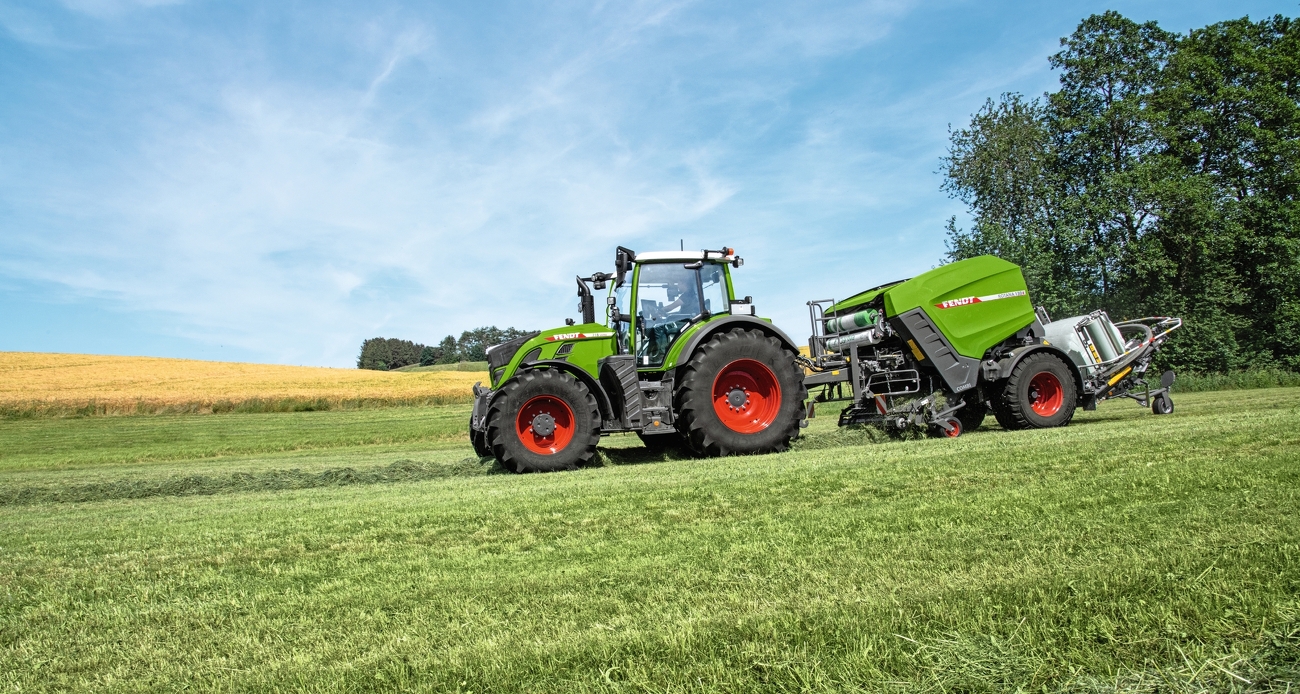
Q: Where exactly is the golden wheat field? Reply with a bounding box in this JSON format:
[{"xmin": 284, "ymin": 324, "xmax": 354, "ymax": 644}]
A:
[{"xmin": 0, "ymin": 352, "xmax": 486, "ymax": 416}]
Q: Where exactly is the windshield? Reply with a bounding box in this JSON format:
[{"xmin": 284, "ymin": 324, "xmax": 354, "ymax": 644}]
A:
[{"xmin": 635, "ymin": 263, "xmax": 703, "ymax": 367}]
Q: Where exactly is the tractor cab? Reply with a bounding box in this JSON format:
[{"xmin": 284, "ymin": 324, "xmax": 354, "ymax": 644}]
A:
[{"xmin": 607, "ymin": 248, "xmax": 739, "ymax": 369}]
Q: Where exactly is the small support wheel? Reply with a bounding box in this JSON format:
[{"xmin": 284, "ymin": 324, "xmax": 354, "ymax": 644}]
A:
[
  {"xmin": 1152, "ymin": 392, "xmax": 1174, "ymax": 415},
  {"xmin": 928, "ymin": 418, "xmax": 962, "ymax": 439}
]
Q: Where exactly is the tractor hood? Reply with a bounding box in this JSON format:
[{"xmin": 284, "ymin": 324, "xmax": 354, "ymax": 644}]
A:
[
  {"xmin": 486, "ymin": 324, "xmax": 616, "ymax": 387},
  {"xmin": 485, "ymin": 332, "xmax": 539, "ymax": 374}
]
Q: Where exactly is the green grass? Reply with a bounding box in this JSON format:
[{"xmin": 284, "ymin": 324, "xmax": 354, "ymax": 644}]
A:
[
  {"xmin": 1, "ymin": 389, "xmax": 1298, "ymax": 691},
  {"xmin": 0, "ymin": 405, "xmax": 472, "ymax": 472},
  {"xmin": 1175, "ymin": 368, "xmax": 1300, "ymax": 392}
]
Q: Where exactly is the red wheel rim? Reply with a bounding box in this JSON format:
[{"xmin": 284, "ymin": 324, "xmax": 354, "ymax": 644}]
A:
[
  {"xmin": 943, "ymin": 419, "xmax": 961, "ymax": 438},
  {"xmin": 515, "ymin": 395, "xmax": 575, "ymax": 455},
  {"xmin": 711, "ymin": 359, "xmax": 782, "ymax": 434},
  {"xmin": 1028, "ymin": 371, "xmax": 1063, "ymax": 417}
]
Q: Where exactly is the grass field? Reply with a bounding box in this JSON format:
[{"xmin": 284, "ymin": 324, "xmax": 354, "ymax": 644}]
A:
[
  {"xmin": 2, "ymin": 388, "xmax": 1298, "ymax": 691},
  {"xmin": 0, "ymin": 352, "xmax": 484, "ymax": 416}
]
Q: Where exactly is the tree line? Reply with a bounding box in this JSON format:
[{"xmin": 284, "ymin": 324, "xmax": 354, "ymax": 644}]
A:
[
  {"xmin": 943, "ymin": 11, "xmax": 1299, "ymax": 372},
  {"xmin": 357, "ymin": 327, "xmax": 533, "ymax": 370}
]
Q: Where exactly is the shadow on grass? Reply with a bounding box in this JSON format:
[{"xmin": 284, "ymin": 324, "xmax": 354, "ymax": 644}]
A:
[{"xmin": 0, "ymin": 457, "xmax": 507, "ymax": 506}]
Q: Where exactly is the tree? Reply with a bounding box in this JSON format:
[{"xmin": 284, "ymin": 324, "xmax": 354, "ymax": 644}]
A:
[
  {"xmin": 941, "ymin": 93, "xmax": 1090, "ymax": 318},
  {"xmin": 436, "ymin": 336, "xmax": 459, "ymax": 364},
  {"xmin": 355, "ymin": 337, "xmax": 426, "ymax": 370},
  {"xmin": 944, "ymin": 11, "xmax": 1300, "ymax": 373},
  {"xmin": 456, "ymin": 326, "xmax": 535, "ymax": 362}
]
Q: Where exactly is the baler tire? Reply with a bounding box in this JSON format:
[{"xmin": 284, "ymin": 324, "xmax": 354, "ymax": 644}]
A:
[
  {"xmin": 996, "ymin": 352, "xmax": 1077, "ymax": 430},
  {"xmin": 675, "ymin": 328, "xmax": 807, "ymax": 457},
  {"xmin": 486, "ymin": 369, "xmax": 601, "ymax": 473}
]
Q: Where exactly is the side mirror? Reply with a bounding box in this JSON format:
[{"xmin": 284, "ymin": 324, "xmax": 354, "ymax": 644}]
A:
[{"xmin": 615, "ymin": 246, "xmax": 635, "ymax": 287}]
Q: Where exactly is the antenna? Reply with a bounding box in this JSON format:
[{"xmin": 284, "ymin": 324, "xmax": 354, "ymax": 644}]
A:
[{"xmin": 680, "ymin": 239, "xmax": 684, "ymax": 251}]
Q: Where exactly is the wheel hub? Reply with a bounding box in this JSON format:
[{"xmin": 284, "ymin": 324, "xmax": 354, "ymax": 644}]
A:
[
  {"xmin": 531, "ymin": 413, "xmax": 556, "ymax": 437},
  {"xmin": 710, "ymin": 358, "xmax": 782, "ymax": 434}
]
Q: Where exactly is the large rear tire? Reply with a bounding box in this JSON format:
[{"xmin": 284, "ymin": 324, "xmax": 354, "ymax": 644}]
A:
[
  {"xmin": 992, "ymin": 352, "xmax": 1077, "ymax": 430},
  {"xmin": 676, "ymin": 328, "xmax": 806, "ymax": 457},
  {"xmin": 486, "ymin": 369, "xmax": 601, "ymax": 473}
]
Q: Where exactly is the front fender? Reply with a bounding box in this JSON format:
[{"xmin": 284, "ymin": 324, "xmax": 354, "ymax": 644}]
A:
[{"xmin": 518, "ymin": 360, "xmax": 615, "ymax": 422}]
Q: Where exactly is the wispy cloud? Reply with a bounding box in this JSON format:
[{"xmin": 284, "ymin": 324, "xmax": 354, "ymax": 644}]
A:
[{"xmin": 5, "ymin": 0, "xmax": 1245, "ymax": 365}]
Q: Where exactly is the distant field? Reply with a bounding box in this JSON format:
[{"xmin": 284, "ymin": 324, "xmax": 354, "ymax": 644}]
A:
[
  {"xmin": 1, "ymin": 388, "xmax": 1297, "ymax": 691},
  {"xmin": 0, "ymin": 352, "xmax": 486, "ymax": 417},
  {"xmin": 393, "ymin": 361, "xmax": 490, "ymax": 373}
]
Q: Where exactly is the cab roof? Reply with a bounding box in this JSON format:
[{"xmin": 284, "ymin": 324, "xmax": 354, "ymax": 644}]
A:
[{"xmin": 635, "ymin": 250, "xmax": 735, "ymax": 263}]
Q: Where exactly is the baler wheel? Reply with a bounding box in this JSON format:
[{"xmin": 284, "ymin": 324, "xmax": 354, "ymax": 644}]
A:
[
  {"xmin": 486, "ymin": 368, "xmax": 601, "ymax": 473},
  {"xmin": 992, "ymin": 352, "xmax": 1077, "ymax": 430},
  {"xmin": 676, "ymin": 328, "xmax": 807, "ymax": 457},
  {"xmin": 928, "ymin": 418, "xmax": 962, "ymax": 438}
]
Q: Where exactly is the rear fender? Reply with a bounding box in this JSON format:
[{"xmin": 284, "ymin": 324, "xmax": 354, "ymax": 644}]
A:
[
  {"xmin": 669, "ymin": 315, "xmax": 802, "ymax": 369},
  {"xmin": 987, "ymin": 344, "xmax": 1085, "ymax": 403}
]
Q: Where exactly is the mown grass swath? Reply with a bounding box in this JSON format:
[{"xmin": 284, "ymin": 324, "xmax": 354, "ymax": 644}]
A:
[{"xmin": 1, "ymin": 388, "xmax": 1297, "ymax": 691}]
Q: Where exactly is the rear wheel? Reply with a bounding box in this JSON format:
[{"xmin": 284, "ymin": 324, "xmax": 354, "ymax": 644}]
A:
[
  {"xmin": 486, "ymin": 369, "xmax": 601, "ymax": 472},
  {"xmin": 992, "ymin": 352, "xmax": 1077, "ymax": 430},
  {"xmin": 676, "ymin": 328, "xmax": 806, "ymax": 456}
]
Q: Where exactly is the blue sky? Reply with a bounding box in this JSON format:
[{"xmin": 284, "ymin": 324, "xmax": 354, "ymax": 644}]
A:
[{"xmin": 0, "ymin": 0, "xmax": 1289, "ymax": 367}]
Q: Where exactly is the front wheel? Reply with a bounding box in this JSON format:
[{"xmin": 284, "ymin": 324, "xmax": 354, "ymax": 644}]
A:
[
  {"xmin": 1152, "ymin": 392, "xmax": 1174, "ymax": 415},
  {"xmin": 486, "ymin": 369, "xmax": 601, "ymax": 473},
  {"xmin": 676, "ymin": 328, "xmax": 807, "ymax": 457}
]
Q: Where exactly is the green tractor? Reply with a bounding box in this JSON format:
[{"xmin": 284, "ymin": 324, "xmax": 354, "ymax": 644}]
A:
[{"xmin": 469, "ymin": 246, "xmax": 808, "ymax": 472}]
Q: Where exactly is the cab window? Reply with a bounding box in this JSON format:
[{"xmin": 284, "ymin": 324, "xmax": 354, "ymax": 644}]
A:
[
  {"xmin": 635, "ymin": 263, "xmax": 702, "ymax": 367},
  {"xmin": 700, "ymin": 263, "xmax": 729, "ymax": 316}
]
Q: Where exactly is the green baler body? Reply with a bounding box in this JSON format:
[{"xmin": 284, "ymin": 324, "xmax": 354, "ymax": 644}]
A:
[{"xmin": 830, "ymin": 255, "xmax": 1034, "ymax": 360}]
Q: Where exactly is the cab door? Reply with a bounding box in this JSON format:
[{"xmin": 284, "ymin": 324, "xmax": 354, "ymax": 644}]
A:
[{"xmin": 632, "ymin": 262, "xmax": 730, "ymax": 368}]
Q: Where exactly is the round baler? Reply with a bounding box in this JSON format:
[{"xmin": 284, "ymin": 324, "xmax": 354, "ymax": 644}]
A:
[{"xmin": 801, "ymin": 255, "xmax": 1181, "ymax": 437}]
